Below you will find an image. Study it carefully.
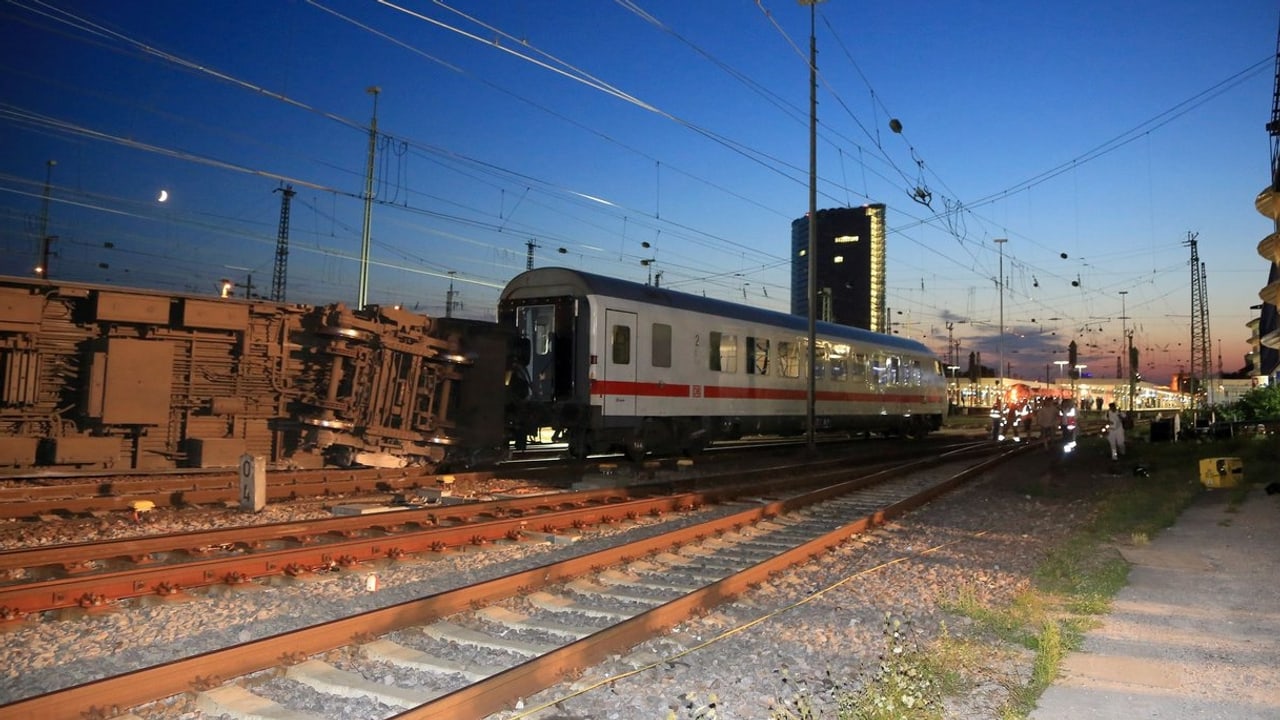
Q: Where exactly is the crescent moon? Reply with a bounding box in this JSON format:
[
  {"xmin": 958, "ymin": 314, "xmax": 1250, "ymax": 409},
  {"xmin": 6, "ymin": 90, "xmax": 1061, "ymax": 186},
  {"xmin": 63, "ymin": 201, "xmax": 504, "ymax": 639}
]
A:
[{"xmin": 157, "ymin": 189, "xmax": 169, "ymax": 203}]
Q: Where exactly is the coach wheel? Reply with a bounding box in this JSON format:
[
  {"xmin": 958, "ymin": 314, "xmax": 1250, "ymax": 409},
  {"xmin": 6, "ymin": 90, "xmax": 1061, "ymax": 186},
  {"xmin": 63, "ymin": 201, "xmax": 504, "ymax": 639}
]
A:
[
  {"xmin": 568, "ymin": 430, "xmax": 592, "ymax": 459},
  {"xmin": 682, "ymin": 428, "xmax": 709, "ymax": 456},
  {"xmin": 904, "ymin": 418, "xmax": 922, "ymax": 439},
  {"xmin": 624, "ymin": 436, "xmax": 647, "ymax": 463},
  {"xmin": 912, "ymin": 416, "xmax": 934, "ymax": 438}
]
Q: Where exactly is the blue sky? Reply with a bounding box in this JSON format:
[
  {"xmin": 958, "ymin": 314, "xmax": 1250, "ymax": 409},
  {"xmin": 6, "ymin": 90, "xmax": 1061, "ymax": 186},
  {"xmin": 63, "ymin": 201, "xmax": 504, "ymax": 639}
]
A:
[{"xmin": 1, "ymin": 0, "xmax": 1276, "ymax": 384}]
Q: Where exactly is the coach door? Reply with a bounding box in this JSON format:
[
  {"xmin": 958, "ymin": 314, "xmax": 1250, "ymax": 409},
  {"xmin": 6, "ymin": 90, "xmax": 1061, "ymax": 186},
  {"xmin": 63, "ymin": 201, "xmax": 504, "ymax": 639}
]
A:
[{"xmin": 602, "ymin": 309, "xmax": 637, "ymax": 418}]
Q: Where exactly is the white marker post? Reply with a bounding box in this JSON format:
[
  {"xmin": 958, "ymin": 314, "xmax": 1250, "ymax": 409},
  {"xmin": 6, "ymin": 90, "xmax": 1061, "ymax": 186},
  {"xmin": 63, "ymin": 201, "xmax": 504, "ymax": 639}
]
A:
[{"xmin": 238, "ymin": 454, "xmax": 266, "ymax": 512}]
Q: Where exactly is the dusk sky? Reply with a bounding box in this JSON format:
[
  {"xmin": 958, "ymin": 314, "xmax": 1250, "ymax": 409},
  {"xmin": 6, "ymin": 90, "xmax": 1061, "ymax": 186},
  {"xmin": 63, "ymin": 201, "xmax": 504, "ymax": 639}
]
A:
[{"xmin": 2, "ymin": 1, "xmax": 1277, "ymax": 385}]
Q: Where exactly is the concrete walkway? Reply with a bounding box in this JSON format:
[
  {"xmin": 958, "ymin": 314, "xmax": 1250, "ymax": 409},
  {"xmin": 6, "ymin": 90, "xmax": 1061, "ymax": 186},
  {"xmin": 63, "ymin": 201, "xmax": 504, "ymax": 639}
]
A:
[{"xmin": 1029, "ymin": 485, "xmax": 1280, "ymax": 719}]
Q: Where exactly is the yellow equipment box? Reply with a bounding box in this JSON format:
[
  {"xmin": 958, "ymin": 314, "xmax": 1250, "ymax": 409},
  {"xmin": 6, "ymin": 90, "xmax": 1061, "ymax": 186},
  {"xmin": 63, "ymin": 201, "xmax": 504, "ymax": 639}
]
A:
[{"xmin": 1198, "ymin": 457, "xmax": 1243, "ymax": 488}]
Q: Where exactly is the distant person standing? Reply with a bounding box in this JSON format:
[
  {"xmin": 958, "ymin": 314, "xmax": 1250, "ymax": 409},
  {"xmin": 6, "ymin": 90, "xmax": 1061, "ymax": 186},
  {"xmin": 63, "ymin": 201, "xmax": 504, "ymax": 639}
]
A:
[
  {"xmin": 1106, "ymin": 402, "xmax": 1126, "ymax": 460},
  {"xmin": 1035, "ymin": 398, "xmax": 1060, "ymax": 449}
]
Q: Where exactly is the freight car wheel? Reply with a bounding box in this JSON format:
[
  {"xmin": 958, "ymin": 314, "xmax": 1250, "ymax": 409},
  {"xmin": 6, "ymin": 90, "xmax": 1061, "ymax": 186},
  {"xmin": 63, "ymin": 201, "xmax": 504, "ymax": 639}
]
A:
[{"xmin": 317, "ymin": 326, "xmax": 374, "ymax": 343}]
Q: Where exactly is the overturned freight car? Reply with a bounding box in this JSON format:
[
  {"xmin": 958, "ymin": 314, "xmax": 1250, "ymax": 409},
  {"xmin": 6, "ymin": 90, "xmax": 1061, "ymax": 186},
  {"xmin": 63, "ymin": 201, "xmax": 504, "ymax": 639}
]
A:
[{"xmin": 0, "ymin": 276, "xmax": 510, "ymax": 472}]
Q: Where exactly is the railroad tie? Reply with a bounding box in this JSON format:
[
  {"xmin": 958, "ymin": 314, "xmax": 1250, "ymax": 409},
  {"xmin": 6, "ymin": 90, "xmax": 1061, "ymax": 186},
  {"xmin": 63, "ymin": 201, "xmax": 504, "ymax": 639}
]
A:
[
  {"xmin": 421, "ymin": 620, "xmax": 558, "ymax": 657},
  {"xmin": 477, "ymin": 605, "xmax": 595, "ymax": 640},
  {"xmin": 525, "ymin": 590, "xmax": 633, "ymax": 620},
  {"xmin": 360, "ymin": 638, "xmax": 504, "ymax": 683},
  {"xmin": 195, "ymin": 683, "xmax": 322, "ymax": 720},
  {"xmin": 285, "ymin": 659, "xmax": 434, "ymax": 708}
]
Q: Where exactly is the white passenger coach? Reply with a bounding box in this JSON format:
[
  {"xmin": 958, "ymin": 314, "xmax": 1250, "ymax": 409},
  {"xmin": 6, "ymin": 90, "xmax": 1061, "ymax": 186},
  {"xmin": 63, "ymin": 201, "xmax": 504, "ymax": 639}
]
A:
[{"xmin": 499, "ymin": 268, "xmax": 947, "ymax": 459}]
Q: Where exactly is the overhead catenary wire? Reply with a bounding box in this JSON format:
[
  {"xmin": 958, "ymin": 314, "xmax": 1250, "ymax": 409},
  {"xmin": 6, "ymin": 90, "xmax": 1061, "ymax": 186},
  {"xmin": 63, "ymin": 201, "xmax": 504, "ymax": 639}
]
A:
[{"xmin": 0, "ymin": 1, "xmax": 1263, "ymax": 372}]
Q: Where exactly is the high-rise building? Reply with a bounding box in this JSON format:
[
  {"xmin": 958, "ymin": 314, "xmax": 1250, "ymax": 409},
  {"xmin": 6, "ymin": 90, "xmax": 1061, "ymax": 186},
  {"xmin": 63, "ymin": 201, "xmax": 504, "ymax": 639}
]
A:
[{"xmin": 790, "ymin": 204, "xmax": 885, "ymax": 332}]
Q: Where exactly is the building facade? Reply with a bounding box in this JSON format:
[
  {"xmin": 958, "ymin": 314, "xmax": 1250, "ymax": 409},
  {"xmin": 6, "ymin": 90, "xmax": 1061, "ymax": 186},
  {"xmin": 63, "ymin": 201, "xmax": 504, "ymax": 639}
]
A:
[{"xmin": 790, "ymin": 204, "xmax": 885, "ymax": 332}]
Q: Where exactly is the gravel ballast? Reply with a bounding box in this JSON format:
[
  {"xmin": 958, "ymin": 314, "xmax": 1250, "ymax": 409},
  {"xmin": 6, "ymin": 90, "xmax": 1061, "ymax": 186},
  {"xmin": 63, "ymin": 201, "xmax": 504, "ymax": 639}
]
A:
[{"xmin": 1, "ymin": 448, "xmax": 1098, "ymax": 718}]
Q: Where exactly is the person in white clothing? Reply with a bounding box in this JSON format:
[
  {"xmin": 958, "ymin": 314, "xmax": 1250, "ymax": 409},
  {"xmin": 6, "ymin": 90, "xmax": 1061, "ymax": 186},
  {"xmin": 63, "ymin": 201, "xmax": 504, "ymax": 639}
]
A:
[{"xmin": 1106, "ymin": 402, "xmax": 1126, "ymax": 460}]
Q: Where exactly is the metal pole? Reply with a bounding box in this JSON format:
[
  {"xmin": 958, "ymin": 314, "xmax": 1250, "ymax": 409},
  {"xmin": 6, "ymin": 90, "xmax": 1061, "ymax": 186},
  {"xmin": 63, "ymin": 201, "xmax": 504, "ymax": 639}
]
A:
[
  {"xmin": 1119, "ymin": 290, "xmax": 1129, "ymax": 409},
  {"xmin": 995, "ymin": 238, "xmax": 1007, "ymax": 400},
  {"xmin": 37, "ymin": 159, "xmax": 56, "ymax": 279},
  {"xmin": 357, "ymin": 86, "xmax": 380, "ymax": 309},
  {"xmin": 801, "ymin": 0, "xmax": 822, "ymax": 450}
]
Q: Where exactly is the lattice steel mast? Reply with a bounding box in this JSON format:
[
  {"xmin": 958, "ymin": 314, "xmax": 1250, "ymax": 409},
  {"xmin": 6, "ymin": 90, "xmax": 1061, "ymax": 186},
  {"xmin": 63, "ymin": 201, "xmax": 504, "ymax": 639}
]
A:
[
  {"xmin": 1187, "ymin": 232, "xmax": 1211, "ymax": 409},
  {"xmin": 270, "ymin": 184, "xmax": 295, "ymax": 303}
]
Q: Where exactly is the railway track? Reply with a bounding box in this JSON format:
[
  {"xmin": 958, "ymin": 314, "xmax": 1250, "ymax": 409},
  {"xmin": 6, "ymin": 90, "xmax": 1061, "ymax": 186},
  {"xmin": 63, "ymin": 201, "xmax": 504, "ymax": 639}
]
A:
[
  {"xmin": 0, "ymin": 434, "xmax": 945, "ymax": 519},
  {"xmin": 0, "ymin": 442, "xmax": 986, "ymax": 618},
  {"xmin": 0, "ymin": 466, "xmax": 473, "ymax": 519},
  {"xmin": 0, "ymin": 443, "xmax": 1022, "ymax": 719}
]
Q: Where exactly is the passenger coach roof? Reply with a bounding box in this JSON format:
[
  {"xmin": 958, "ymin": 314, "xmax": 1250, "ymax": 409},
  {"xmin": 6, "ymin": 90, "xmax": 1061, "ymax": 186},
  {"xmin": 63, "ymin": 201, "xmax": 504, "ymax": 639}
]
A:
[{"xmin": 500, "ymin": 267, "xmax": 933, "ymax": 356}]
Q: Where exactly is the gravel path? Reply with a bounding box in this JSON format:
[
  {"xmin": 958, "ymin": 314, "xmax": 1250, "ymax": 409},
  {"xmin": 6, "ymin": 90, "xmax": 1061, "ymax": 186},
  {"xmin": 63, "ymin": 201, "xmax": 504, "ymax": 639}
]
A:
[{"xmin": 0, "ymin": 447, "xmax": 1099, "ymax": 718}]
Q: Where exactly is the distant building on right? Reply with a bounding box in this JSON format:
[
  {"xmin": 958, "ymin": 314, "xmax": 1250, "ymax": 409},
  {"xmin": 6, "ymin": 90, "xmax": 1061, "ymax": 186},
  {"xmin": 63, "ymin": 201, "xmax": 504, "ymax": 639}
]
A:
[{"xmin": 790, "ymin": 204, "xmax": 886, "ymax": 332}]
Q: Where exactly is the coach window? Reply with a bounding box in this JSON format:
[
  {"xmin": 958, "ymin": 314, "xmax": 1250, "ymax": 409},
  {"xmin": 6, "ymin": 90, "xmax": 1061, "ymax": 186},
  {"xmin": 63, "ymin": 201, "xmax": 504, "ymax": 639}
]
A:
[
  {"xmin": 778, "ymin": 341, "xmax": 800, "ymax": 378},
  {"xmin": 872, "ymin": 355, "xmax": 888, "ymax": 386},
  {"xmin": 813, "ymin": 346, "xmax": 826, "ymax": 380},
  {"xmin": 886, "ymin": 356, "xmax": 900, "ymax": 384},
  {"xmin": 611, "ymin": 324, "xmax": 631, "ymax": 365},
  {"xmin": 907, "ymin": 359, "xmax": 922, "ymax": 385},
  {"xmin": 831, "ymin": 355, "xmax": 847, "ymax": 382},
  {"xmin": 746, "ymin": 336, "xmax": 769, "ymax": 375},
  {"xmin": 652, "ymin": 323, "xmax": 672, "ymax": 368},
  {"xmin": 709, "ymin": 331, "xmax": 738, "ymax": 372},
  {"xmin": 849, "ymin": 353, "xmax": 867, "ymax": 382}
]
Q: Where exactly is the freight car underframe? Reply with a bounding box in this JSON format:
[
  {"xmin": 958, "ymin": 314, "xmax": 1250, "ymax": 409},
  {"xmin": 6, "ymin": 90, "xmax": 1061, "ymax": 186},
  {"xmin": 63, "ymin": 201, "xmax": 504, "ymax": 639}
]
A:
[{"xmin": 0, "ymin": 276, "xmax": 511, "ymax": 473}]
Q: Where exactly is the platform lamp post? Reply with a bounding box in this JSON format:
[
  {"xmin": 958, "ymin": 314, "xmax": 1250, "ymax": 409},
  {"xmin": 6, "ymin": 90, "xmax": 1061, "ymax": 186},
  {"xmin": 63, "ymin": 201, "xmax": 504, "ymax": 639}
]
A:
[{"xmin": 799, "ymin": 0, "xmax": 825, "ymax": 451}]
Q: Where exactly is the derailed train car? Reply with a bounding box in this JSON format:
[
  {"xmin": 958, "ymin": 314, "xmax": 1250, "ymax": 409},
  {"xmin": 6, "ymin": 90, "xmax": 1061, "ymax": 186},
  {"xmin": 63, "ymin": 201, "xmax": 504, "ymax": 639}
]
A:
[
  {"xmin": 0, "ymin": 276, "xmax": 509, "ymax": 471},
  {"xmin": 499, "ymin": 267, "xmax": 947, "ymax": 459}
]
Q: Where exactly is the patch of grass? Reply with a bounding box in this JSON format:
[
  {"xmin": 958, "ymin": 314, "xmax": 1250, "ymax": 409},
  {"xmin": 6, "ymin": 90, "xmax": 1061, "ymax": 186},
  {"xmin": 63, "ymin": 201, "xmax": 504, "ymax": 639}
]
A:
[
  {"xmin": 943, "ymin": 584, "xmax": 1041, "ymax": 648},
  {"xmin": 991, "ymin": 437, "xmax": 1280, "ymax": 717}
]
